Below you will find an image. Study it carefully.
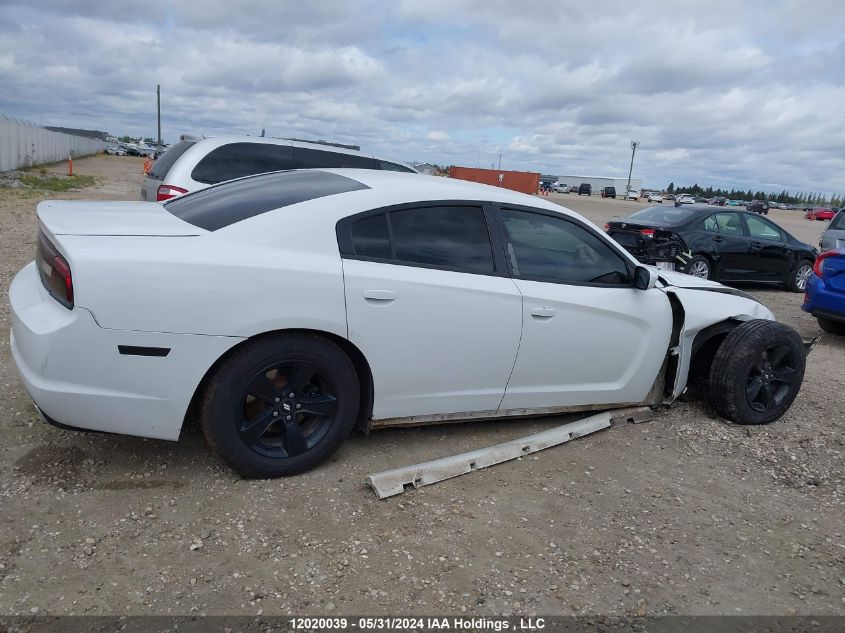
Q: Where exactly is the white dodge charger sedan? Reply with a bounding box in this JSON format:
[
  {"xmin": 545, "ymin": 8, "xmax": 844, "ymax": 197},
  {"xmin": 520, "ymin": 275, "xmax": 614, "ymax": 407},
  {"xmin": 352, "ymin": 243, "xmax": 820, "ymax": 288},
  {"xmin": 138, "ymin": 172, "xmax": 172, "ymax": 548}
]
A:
[{"xmin": 10, "ymin": 170, "xmax": 807, "ymax": 477}]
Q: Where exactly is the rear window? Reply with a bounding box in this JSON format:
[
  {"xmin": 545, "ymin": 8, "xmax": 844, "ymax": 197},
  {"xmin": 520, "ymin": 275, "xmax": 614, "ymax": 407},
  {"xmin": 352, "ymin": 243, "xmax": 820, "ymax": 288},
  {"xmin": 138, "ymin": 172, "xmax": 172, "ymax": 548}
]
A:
[
  {"xmin": 829, "ymin": 211, "xmax": 845, "ymax": 230},
  {"xmin": 627, "ymin": 206, "xmax": 698, "ymax": 225},
  {"xmin": 165, "ymin": 170, "xmax": 369, "ymax": 231},
  {"xmin": 148, "ymin": 140, "xmax": 195, "ymax": 180},
  {"xmin": 191, "ymin": 142, "xmax": 296, "ymax": 184}
]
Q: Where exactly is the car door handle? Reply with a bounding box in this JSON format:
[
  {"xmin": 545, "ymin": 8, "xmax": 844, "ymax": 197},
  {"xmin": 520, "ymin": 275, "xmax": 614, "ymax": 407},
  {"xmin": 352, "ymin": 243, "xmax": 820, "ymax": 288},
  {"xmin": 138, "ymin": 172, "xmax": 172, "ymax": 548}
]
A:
[
  {"xmin": 363, "ymin": 290, "xmax": 396, "ymax": 302},
  {"xmin": 750, "ymin": 241, "xmax": 764, "ymax": 250},
  {"xmin": 711, "ymin": 236, "xmax": 724, "ymax": 243},
  {"xmin": 530, "ymin": 307, "xmax": 556, "ymax": 319}
]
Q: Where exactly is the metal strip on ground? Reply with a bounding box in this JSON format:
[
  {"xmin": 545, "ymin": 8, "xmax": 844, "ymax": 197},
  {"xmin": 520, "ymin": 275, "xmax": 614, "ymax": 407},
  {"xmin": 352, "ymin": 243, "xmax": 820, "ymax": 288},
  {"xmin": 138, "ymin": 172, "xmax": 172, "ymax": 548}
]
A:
[{"xmin": 366, "ymin": 407, "xmax": 651, "ymax": 499}]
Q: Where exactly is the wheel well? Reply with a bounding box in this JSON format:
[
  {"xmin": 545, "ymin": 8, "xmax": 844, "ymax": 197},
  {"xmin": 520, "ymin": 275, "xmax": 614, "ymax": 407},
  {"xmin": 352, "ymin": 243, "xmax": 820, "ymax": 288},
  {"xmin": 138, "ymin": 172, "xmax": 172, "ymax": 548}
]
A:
[
  {"xmin": 181, "ymin": 329, "xmax": 374, "ymax": 436},
  {"xmin": 687, "ymin": 320, "xmax": 740, "ymax": 387}
]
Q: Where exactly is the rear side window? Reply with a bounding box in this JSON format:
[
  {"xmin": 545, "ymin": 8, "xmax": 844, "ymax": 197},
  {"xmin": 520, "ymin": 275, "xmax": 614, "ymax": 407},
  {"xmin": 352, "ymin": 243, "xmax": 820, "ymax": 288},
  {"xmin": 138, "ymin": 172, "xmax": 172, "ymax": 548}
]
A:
[
  {"xmin": 391, "ymin": 206, "xmax": 493, "ymax": 273},
  {"xmin": 714, "ymin": 212, "xmax": 743, "ymax": 235},
  {"xmin": 148, "ymin": 140, "xmax": 195, "ymax": 180},
  {"xmin": 346, "ymin": 206, "xmax": 495, "ymax": 274},
  {"xmin": 293, "ymin": 147, "xmax": 376, "ymax": 169},
  {"xmin": 165, "ymin": 170, "xmax": 369, "ymax": 231},
  {"xmin": 191, "ymin": 142, "xmax": 296, "ymax": 184},
  {"xmin": 350, "ymin": 214, "xmax": 392, "ymax": 259}
]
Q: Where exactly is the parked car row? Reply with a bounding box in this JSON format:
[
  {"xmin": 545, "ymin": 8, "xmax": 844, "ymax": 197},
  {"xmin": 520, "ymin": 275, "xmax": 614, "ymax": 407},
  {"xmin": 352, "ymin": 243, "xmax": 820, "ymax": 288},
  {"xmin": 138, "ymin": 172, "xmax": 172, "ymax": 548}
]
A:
[
  {"xmin": 605, "ymin": 205, "xmax": 845, "ymax": 337},
  {"xmin": 605, "ymin": 205, "xmax": 817, "ymax": 291}
]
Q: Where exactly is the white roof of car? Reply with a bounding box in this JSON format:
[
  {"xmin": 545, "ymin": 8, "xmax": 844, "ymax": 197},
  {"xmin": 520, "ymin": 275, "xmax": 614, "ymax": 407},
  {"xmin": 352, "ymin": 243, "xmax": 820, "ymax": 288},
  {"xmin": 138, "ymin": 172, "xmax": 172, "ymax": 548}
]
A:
[
  {"xmin": 321, "ymin": 169, "xmax": 565, "ymax": 210},
  {"xmin": 188, "ymin": 135, "xmax": 366, "ymax": 157}
]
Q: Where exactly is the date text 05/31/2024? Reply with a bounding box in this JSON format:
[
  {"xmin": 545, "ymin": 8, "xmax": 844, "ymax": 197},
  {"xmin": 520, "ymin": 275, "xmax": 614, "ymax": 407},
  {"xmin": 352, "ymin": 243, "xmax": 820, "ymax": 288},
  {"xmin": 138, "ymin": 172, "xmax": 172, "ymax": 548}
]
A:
[{"xmin": 288, "ymin": 617, "xmax": 546, "ymax": 631}]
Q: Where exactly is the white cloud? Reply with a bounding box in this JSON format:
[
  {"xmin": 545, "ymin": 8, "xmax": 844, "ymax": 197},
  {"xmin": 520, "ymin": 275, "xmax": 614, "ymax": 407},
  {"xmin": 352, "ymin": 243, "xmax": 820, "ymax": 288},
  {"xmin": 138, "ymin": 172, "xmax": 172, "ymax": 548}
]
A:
[{"xmin": 0, "ymin": 0, "xmax": 843, "ymax": 193}]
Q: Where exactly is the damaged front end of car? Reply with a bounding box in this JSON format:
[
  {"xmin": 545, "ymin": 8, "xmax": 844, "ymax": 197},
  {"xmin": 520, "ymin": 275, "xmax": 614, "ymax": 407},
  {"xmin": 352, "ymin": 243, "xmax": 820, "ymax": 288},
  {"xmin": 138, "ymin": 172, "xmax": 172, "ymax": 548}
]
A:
[
  {"xmin": 645, "ymin": 271, "xmax": 813, "ymax": 425},
  {"xmin": 606, "ymin": 225, "xmax": 691, "ymax": 272}
]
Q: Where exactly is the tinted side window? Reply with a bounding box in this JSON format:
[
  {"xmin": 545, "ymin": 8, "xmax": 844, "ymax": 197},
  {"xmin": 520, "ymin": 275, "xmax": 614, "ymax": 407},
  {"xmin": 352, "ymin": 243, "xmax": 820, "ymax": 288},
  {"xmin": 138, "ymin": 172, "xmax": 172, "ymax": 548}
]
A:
[
  {"xmin": 351, "ymin": 213, "xmax": 392, "ymax": 259},
  {"xmin": 714, "ymin": 212, "xmax": 743, "ymax": 235},
  {"xmin": 501, "ymin": 209, "xmax": 630, "ymax": 285},
  {"xmin": 293, "ymin": 147, "xmax": 376, "ymax": 169},
  {"xmin": 703, "ymin": 215, "xmax": 719, "ymax": 232},
  {"xmin": 746, "ymin": 215, "xmax": 784, "ymax": 240},
  {"xmin": 191, "ymin": 142, "xmax": 295, "ymax": 184},
  {"xmin": 389, "ymin": 206, "xmax": 494, "ymax": 274}
]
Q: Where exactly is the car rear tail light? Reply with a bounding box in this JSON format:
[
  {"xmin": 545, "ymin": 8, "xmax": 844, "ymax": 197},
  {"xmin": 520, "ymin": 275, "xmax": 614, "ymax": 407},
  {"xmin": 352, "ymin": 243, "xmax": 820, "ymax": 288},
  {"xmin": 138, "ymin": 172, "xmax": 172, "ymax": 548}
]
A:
[
  {"xmin": 35, "ymin": 230, "xmax": 73, "ymax": 308},
  {"xmin": 603, "ymin": 223, "xmax": 610, "ymax": 231},
  {"xmin": 156, "ymin": 184, "xmax": 188, "ymax": 202},
  {"xmin": 640, "ymin": 229, "xmax": 655, "ymax": 237},
  {"xmin": 813, "ymin": 251, "xmax": 835, "ymax": 277}
]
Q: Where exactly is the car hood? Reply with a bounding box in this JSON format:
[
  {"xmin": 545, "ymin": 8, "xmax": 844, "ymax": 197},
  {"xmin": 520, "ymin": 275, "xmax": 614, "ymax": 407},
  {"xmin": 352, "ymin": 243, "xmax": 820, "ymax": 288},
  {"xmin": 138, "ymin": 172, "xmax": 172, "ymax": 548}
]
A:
[
  {"xmin": 652, "ymin": 267, "xmax": 722, "ymax": 289},
  {"xmin": 651, "ymin": 266, "xmax": 764, "ymax": 303}
]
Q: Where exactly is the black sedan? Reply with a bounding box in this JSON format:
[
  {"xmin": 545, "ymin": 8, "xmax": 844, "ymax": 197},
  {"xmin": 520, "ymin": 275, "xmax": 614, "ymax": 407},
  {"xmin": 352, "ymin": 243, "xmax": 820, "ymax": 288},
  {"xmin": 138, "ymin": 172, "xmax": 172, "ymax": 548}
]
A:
[{"xmin": 605, "ymin": 205, "xmax": 818, "ymax": 292}]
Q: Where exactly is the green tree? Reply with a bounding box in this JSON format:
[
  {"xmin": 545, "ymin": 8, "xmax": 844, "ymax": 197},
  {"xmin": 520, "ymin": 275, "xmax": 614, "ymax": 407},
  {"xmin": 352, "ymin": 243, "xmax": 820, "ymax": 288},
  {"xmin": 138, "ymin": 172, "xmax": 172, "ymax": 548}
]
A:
[{"xmin": 666, "ymin": 182, "xmax": 675, "ymax": 193}]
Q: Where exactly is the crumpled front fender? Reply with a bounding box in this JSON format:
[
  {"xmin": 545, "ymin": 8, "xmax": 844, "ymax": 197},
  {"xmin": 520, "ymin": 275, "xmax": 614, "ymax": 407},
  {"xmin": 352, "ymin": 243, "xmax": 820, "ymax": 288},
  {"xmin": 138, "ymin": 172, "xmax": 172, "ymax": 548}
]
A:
[{"xmin": 664, "ymin": 286, "xmax": 775, "ymax": 400}]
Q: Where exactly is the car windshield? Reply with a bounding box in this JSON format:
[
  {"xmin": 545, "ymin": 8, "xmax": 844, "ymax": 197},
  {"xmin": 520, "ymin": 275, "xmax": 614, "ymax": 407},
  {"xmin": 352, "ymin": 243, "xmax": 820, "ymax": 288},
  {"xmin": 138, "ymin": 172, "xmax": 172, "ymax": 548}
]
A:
[{"xmin": 625, "ymin": 206, "xmax": 698, "ymax": 225}]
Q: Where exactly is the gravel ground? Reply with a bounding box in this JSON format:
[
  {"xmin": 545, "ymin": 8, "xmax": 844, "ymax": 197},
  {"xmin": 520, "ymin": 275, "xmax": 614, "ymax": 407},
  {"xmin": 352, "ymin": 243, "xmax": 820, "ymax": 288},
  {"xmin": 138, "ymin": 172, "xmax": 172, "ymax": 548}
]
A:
[{"xmin": 0, "ymin": 156, "xmax": 842, "ymax": 617}]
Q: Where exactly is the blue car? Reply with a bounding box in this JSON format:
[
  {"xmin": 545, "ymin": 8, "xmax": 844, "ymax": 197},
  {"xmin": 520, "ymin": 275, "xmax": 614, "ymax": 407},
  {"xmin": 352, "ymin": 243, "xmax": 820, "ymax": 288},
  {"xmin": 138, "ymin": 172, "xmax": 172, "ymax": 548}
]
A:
[{"xmin": 802, "ymin": 249, "xmax": 845, "ymax": 334}]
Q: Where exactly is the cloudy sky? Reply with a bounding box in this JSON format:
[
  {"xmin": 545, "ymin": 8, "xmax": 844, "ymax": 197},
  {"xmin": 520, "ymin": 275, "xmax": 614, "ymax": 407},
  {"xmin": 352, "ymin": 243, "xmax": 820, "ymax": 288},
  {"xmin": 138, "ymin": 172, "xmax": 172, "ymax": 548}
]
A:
[{"xmin": 1, "ymin": 0, "xmax": 844, "ymax": 194}]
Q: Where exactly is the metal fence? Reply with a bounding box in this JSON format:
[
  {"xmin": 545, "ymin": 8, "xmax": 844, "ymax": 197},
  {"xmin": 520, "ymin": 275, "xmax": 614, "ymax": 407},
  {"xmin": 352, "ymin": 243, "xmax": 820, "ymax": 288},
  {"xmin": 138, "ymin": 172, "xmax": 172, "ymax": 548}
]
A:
[{"xmin": 0, "ymin": 113, "xmax": 106, "ymax": 172}]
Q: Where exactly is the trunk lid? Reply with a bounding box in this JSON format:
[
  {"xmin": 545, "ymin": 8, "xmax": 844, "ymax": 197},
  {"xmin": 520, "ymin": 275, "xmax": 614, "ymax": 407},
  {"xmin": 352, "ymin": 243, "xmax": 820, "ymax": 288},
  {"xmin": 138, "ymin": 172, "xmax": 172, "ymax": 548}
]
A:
[{"xmin": 37, "ymin": 200, "xmax": 203, "ymax": 237}]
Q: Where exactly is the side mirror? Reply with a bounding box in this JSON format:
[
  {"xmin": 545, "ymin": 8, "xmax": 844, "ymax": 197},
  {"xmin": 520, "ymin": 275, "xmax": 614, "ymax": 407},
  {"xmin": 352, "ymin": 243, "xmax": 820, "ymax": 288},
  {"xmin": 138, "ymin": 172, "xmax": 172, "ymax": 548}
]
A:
[{"xmin": 634, "ymin": 265, "xmax": 658, "ymax": 290}]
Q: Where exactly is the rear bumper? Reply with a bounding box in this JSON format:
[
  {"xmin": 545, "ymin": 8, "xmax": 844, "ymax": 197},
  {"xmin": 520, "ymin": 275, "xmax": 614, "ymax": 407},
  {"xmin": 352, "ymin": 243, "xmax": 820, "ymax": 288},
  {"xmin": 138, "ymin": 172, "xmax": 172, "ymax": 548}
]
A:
[
  {"xmin": 801, "ymin": 274, "xmax": 845, "ymax": 323},
  {"xmin": 10, "ymin": 262, "xmax": 242, "ymax": 441}
]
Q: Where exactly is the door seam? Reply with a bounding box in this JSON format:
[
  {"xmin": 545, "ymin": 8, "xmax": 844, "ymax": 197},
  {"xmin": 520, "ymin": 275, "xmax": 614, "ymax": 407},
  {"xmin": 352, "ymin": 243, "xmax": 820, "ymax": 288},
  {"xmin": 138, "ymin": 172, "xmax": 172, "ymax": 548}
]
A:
[{"xmin": 497, "ymin": 277, "xmax": 525, "ymax": 412}]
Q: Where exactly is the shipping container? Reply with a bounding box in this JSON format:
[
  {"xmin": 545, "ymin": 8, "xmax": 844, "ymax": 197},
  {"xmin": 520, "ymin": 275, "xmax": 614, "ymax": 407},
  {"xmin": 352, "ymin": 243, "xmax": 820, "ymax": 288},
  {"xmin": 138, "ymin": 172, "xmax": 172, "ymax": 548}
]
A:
[{"xmin": 449, "ymin": 166, "xmax": 540, "ymax": 195}]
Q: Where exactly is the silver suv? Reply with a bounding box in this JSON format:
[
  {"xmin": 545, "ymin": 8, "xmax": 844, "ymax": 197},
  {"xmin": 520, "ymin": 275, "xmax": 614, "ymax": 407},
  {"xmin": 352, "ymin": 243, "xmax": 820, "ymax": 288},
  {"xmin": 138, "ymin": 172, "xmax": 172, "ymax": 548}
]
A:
[
  {"xmin": 142, "ymin": 135, "xmax": 417, "ymax": 201},
  {"xmin": 820, "ymin": 210, "xmax": 845, "ymax": 251}
]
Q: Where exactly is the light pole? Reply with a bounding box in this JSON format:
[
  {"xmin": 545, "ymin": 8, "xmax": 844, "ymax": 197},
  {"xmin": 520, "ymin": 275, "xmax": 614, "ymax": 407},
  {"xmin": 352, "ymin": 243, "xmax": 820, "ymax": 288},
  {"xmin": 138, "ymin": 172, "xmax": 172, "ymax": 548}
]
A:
[
  {"xmin": 625, "ymin": 141, "xmax": 638, "ymax": 197},
  {"xmin": 156, "ymin": 84, "xmax": 162, "ymax": 151}
]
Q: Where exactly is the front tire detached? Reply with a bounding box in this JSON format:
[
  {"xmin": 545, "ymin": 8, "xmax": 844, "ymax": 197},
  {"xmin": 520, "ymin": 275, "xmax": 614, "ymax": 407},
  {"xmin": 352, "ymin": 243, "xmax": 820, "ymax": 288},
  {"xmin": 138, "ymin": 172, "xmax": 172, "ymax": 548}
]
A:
[
  {"xmin": 200, "ymin": 334, "xmax": 360, "ymax": 478},
  {"xmin": 706, "ymin": 320, "xmax": 805, "ymax": 425}
]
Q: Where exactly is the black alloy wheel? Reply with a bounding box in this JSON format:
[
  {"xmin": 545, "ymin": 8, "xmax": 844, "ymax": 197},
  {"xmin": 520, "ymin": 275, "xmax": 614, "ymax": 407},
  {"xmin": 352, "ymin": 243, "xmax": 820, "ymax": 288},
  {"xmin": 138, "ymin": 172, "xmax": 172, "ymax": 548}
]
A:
[
  {"xmin": 200, "ymin": 334, "xmax": 359, "ymax": 478},
  {"xmin": 706, "ymin": 320, "xmax": 805, "ymax": 425},
  {"xmin": 238, "ymin": 360, "xmax": 338, "ymax": 459},
  {"xmin": 743, "ymin": 343, "xmax": 801, "ymax": 415}
]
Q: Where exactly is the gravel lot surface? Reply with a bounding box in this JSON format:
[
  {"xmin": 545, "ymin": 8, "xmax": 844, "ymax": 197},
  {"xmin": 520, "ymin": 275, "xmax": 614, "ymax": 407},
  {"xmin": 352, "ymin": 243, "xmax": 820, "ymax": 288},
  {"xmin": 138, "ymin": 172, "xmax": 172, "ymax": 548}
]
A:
[{"xmin": 0, "ymin": 156, "xmax": 842, "ymax": 617}]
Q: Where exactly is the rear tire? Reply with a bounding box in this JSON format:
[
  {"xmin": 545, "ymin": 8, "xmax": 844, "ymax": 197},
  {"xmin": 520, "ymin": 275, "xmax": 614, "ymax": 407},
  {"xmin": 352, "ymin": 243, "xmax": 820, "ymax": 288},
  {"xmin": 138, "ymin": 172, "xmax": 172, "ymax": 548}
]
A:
[
  {"xmin": 200, "ymin": 334, "xmax": 360, "ymax": 478},
  {"xmin": 686, "ymin": 255, "xmax": 713, "ymax": 280},
  {"xmin": 789, "ymin": 260, "xmax": 813, "ymax": 292},
  {"xmin": 818, "ymin": 318, "xmax": 845, "ymax": 335},
  {"xmin": 706, "ymin": 320, "xmax": 805, "ymax": 425}
]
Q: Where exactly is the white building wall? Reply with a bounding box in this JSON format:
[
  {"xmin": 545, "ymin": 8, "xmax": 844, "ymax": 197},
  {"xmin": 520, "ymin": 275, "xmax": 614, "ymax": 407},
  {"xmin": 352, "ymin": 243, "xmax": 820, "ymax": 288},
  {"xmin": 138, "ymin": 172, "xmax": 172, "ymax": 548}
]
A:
[
  {"xmin": 556, "ymin": 175, "xmax": 643, "ymax": 193},
  {"xmin": 0, "ymin": 114, "xmax": 106, "ymax": 172}
]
